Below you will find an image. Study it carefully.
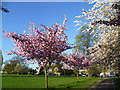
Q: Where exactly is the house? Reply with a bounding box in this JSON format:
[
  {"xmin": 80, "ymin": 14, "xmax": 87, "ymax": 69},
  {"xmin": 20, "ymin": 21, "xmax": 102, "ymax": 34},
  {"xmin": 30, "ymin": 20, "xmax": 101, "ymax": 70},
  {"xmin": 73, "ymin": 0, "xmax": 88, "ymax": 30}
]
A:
[
  {"xmin": 79, "ymin": 69, "xmax": 87, "ymax": 74},
  {"xmin": 49, "ymin": 67, "xmax": 61, "ymax": 76}
]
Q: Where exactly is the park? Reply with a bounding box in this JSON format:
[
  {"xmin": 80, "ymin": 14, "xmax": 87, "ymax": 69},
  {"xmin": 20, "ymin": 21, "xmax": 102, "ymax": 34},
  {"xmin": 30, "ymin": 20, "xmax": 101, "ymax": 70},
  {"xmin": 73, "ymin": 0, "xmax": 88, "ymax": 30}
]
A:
[
  {"xmin": 2, "ymin": 74, "xmax": 100, "ymax": 88},
  {"xmin": 0, "ymin": 0, "xmax": 120, "ymax": 89}
]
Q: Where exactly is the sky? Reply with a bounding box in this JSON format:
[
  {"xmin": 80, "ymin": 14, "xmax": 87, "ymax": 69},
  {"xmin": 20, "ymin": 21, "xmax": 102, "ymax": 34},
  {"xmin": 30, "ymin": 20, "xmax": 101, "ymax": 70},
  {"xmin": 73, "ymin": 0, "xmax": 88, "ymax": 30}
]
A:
[{"xmin": 1, "ymin": 2, "xmax": 93, "ymax": 69}]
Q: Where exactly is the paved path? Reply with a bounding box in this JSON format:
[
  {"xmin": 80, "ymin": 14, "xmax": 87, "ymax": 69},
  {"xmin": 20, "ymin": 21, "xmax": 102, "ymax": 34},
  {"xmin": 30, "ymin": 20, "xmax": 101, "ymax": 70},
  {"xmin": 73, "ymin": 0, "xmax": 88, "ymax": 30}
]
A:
[{"xmin": 89, "ymin": 78, "xmax": 115, "ymax": 90}]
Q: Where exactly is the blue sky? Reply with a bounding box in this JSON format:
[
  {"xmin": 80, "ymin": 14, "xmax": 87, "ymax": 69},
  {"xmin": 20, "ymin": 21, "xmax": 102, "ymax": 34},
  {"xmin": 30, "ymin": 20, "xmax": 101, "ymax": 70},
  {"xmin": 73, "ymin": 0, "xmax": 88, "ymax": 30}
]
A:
[{"xmin": 2, "ymin": 2, "xmax": 93, "ymax": 68}]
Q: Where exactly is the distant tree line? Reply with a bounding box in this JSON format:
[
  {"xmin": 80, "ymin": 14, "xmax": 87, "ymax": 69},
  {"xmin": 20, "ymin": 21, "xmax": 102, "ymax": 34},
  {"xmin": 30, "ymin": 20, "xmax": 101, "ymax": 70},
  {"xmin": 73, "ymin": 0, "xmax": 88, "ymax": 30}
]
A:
[{"xmin": 2, "ymin": 56, "xmax": 36, "ymax": 75}]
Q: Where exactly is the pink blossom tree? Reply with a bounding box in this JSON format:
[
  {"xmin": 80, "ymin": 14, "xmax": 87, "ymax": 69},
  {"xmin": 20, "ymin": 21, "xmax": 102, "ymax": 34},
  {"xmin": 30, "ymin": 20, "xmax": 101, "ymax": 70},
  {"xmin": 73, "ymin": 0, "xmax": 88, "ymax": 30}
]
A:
[
  {"xmin": 4, "ymin": 18, "xmax": 73, "ymax": 88},
  {"xmin": 62, "ymin": 52, "xmax": 91, "ymax": 79}
]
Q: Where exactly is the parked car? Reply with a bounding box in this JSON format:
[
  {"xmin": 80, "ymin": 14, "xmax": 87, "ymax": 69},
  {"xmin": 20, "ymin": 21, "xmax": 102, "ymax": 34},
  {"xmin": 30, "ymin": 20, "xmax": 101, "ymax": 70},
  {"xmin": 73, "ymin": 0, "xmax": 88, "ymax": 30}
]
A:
[
  {"xmin": 104, "ymin": 75, "xmax": 109, "ymax": 77},
  {"xmin": 92, "ymin": 74, "xmax": 99, "ymax": 77},
  {"xmin": 82, "ymin": 74, "xmax": 87, "ymax": 76},
  {"xmin": 109, "ymin": 74, "xmax": 116, "ymax": 77}
]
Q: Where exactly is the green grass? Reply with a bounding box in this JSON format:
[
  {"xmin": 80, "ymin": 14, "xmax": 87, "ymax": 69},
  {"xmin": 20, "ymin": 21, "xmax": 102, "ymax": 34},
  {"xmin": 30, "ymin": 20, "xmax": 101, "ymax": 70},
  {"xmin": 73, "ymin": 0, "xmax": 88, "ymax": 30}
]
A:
[
  {"xmin": 113, "ymin": 77, "xmax": 120, "ymax": 90},
  {"xmin": 2, "ymin": 74, "xmax": 100, "ymax": 89}
]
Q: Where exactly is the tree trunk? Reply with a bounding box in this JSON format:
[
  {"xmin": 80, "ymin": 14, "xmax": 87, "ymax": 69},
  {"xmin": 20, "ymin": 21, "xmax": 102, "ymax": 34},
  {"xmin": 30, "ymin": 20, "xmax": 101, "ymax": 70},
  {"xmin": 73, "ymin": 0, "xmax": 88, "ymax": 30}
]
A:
[
  {"xmin": 64, "ymin": 70, "xmax": 66, "ymax": 76},
  {"xmin": 45, "ymin": 68, "xmax": 48, "ymax": 88},
  {"xmin": 87, "ymin": 68, "xmax": 92, "ymax": 78},
  {"xmin": 77, "ymin": 73, "xmax": 79, "ymax": 80},
  {"xmin": 17, "ymin": 72, "xmax": 19, "ymax": 75}
]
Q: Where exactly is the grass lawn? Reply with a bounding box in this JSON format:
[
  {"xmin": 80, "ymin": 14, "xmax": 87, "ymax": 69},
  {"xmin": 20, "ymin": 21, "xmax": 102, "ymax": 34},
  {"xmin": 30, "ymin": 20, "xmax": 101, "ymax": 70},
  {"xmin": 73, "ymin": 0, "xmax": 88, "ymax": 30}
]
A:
[
  {"xmin": 113, "ymin": 77, "xmax": 120, "ymax": 90},
  {"xmin": 2, "ymin": 74, "xmax": 100, "ymax": 89}
]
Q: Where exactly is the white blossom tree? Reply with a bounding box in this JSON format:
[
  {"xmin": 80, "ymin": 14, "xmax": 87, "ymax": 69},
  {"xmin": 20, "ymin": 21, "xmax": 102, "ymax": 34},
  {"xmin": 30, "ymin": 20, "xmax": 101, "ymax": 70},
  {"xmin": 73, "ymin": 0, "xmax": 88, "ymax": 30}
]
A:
[{"xmin": 75, "ymin": 0, "xmax": 120, "ymax": 74}]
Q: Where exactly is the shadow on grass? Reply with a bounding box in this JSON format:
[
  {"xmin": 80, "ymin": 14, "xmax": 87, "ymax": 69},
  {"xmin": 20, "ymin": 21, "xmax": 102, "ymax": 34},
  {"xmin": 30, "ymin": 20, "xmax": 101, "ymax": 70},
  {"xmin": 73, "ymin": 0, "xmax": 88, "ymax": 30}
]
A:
[
  {"xmin": 113, "ymin": 77, "xmax": 120, "ymax": 90},
  {"xmin": 49, "ymin": 80, "xmax": 88, "ymax": 90}
]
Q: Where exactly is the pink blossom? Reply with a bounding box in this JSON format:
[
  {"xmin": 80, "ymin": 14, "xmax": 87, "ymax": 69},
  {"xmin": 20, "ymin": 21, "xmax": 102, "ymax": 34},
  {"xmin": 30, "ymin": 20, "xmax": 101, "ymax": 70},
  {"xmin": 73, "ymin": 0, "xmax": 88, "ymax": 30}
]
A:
[{"xmin": 4, "ymin": 18, "xmax": 73, "ymax": 65}]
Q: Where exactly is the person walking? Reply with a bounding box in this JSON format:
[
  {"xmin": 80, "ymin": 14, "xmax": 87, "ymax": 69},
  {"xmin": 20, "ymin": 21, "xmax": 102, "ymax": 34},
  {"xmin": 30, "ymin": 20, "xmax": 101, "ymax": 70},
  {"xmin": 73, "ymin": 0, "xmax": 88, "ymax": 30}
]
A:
[{"xmin": 100, "ymin": 73, "xmax": 103, "ymax": 79}]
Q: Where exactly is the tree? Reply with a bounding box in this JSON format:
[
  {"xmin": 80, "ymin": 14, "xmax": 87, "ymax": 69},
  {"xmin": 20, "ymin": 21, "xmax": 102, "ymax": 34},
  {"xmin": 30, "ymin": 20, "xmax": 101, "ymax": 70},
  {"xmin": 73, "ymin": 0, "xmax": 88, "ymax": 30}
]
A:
[
  {"xmin": 62, "ymin": 52, "xmax": 91, "ymax": 79},
  {"xmin": 89, "ymin": 1, "xmax": 120, "ymax": 74},
  {"xmin": 75, "ymin": 0, "xmax": 120, "ymax": 75},
  {"xmin": 0, "ymin": 50, "xmax": 3, "ymax": 71},
  {"xmin": 3, "ymin": 56, "xmax": 27, "ymax": 74},
  {"xmin": 4, "ymin": 64, "xmax": 12, "ymax": 74},
  {"xmin": 74, "ymin": 25, "xmax": 97, "ymax": 55},
  {"xmin": 4, "ymin": 58, "xmax": 20, "ymax": 74},
  {"xmin": 89, "ymin": 27, "xmax": 120, "ymax": 75},
  {"xmin": 14, "ymin": 64, "xmax": 29, "ymax": 75},
  {"xmin": 3, "ymin": 18, "xmax": 73, "ymax": 88}
]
